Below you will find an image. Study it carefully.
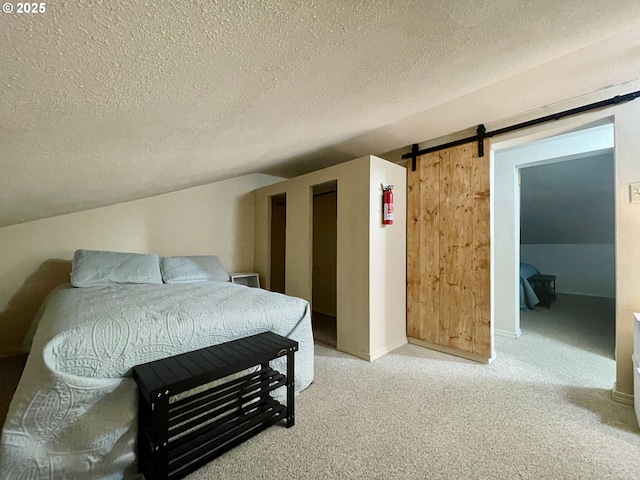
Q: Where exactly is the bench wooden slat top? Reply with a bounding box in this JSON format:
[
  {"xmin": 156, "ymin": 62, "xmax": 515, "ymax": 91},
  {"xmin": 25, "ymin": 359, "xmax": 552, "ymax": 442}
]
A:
[{"xmin": 133, "ymin": 331, "xmax": 298, "ymax": 403}]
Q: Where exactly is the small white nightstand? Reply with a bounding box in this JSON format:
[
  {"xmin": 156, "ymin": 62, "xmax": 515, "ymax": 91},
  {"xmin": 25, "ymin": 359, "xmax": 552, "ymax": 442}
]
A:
[{"xmin": 230, "ymin": 272, "xmax": 260, "ymax": 288}]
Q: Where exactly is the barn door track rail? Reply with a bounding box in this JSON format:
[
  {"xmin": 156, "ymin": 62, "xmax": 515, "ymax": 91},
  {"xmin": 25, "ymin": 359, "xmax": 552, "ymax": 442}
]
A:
[{"xmin": 403, "ymin": 89, "xmax": 640, "ymax": 171}]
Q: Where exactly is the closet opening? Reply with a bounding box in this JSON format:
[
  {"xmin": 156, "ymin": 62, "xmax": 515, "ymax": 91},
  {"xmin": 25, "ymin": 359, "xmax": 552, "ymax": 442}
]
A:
[
  {"xmin": 270, "ymin": 193, "xmax": 286, "ymax": 294},
  {"xmin": 312, "ymin": 181, "xmax": 337, "ymax": 348}
]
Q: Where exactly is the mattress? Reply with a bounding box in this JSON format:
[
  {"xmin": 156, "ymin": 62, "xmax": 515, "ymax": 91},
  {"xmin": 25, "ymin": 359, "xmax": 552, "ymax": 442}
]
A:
[{"xmin": 0, "ymin": 282, "xmax": 314, "ymax": 479}]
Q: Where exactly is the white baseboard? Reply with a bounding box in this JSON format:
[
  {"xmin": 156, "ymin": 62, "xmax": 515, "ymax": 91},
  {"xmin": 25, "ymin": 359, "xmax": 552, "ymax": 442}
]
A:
[
  {"xmin": 337, "ymin": 337, "xmax": 408, "ymax": 362},
  {"xmin": 494, "ymin": 328, "xmax": 522, "ymax": 339},
  {"xmin": 368, "ymin": 337, "xmax": 408, "ymax": 362},
  {"xmin": 611, "ymin": 384, "xmax": 634, "ymax": 406},
  {"xmin": 336, "ymin": 345, "xmax": 369, "ymax": 362}
]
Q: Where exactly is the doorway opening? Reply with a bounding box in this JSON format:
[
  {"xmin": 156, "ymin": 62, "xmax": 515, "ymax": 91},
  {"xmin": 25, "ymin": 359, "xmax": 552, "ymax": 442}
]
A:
[
  {"xmin": 270, "ymin": 193, "xmax": 286, "ymax": 294},
  {"xmin": 493, "ymin": 121, "xmax": 616, "ymax": 387},
  {"xmin": 518, "ymin": 153, "xmax": 615, "ymax": 359},
  {"xmin": 311, "ymin": 181, "xmax": 337, "ymax": 348}
]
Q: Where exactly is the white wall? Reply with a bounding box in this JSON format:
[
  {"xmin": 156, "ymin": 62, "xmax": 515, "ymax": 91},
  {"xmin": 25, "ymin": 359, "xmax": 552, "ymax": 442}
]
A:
[
  {"xmin": 254, "ymin": 155, "xmax": 407, "ymax": 361},
  {"xmin": 520, "ymin": 244, "xmax": 615, "ymax": 298},
  {"xmin": 613, "ymin": 99, "xmax": 640, "ymax": 397},
  {"xmin": 519, "ymin": 153, "xmax": 615, "ymax": 244},
  {"xmin": 255, "ymin": 156, "xmax": 372, "ymax": 359},
  {"xmin": 368, "ymin": 157, "xmax": 407, "ymax": 359},
  {"xmin": 0, "ymin": 173, "xmax": 282, "ymax": 356}
]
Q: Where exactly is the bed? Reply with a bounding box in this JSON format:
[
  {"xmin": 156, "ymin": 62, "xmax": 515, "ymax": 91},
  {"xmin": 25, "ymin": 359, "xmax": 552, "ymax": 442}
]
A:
[
  {"xmin": 520, "ymin": 262, "xmax": 540, "ymax": 309},
  {"xmin": 0, "ymin": 251, "xmax": 314, "ymax": 479}
]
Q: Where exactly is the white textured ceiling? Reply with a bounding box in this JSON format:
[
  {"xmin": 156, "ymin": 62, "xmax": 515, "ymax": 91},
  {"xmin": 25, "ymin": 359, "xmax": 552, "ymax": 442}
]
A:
[{"xmin": 2, "ymin": 0, "xmax": 640, "ymax": 227}]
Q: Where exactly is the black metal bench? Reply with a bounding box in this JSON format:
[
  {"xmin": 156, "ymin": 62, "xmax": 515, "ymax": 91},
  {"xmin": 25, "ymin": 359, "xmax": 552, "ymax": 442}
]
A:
[{"xmin": 133, "ymin": 331, "xmax": 297, "ymax": 480}]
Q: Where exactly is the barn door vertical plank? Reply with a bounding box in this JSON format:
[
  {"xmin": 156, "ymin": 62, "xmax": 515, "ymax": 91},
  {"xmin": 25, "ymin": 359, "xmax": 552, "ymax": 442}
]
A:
[
  {"xmin": 438, "ymin": 148, "xmax": 452, "ymax": 347},
  {"xmin": 406, "ymin": 156, "xmax": 422, "ymax": 339},
  {"xmin": 472, "ymin": 139, "xmax": 492, "ymax": 358},
  {"xmin": 421, "ymin": 152, "xmax": 441, "ymax": 345},
  {"xmin": 447, "ymin": 143, "xmax": 474, "ymax": 353}
]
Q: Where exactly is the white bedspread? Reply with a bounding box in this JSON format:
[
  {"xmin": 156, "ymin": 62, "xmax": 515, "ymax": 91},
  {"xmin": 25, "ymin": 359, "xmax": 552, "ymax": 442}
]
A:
[{"xmin": 0, "ymin": 282, "xmax": 314, "ymax": 479}]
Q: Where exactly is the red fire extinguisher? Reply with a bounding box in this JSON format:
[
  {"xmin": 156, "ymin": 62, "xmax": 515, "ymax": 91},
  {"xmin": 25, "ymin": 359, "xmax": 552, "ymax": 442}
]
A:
[{"xmin": 382, "ymin": 184, "xmax": 394, "ymax": 225}]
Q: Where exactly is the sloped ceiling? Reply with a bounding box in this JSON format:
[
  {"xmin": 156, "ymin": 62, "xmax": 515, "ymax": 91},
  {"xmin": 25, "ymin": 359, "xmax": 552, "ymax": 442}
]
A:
[
  {"xmin": 520, "ymin": 153, "xmax": 615, "ymax": 245},
  {"xmin": 2, "ymin": 0, "xmax": 640, "ymax": 227}
]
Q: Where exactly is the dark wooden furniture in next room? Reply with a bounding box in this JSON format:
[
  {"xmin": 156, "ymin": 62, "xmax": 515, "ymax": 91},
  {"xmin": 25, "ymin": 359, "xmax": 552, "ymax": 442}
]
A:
[{"xmin": 528, "ymin": 274, "xmax": 557, "ymax": 309}]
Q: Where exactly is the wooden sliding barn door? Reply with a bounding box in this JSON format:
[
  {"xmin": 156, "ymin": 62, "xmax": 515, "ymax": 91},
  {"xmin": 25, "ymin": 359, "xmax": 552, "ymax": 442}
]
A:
[{"xmin": 407, "ymin": 140, "xmax": 491, "ymax": 361}]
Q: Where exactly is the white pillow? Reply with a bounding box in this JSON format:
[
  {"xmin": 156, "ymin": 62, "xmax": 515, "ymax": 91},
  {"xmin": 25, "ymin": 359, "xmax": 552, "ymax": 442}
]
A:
[
  {"xmin": 160, "ymin": 255, "xmax": 230, "ymax": 284},
  {"xmin": 71, "ymin": 249, "xmax": 163, "ymax": 287}
]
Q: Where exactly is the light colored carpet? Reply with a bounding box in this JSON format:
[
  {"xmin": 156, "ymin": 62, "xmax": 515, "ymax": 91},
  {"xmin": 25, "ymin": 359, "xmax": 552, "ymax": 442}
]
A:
[
  {"xmin": 188, "ymin": 294, "xmax": 639, "ymax": 480},
  {"xmin": 2, "ymin": 296, "xmax": 637, "ymax": 479},
  {"xmin": 520, "ymin": 293, "xmax": 615, "ymax": 360}
]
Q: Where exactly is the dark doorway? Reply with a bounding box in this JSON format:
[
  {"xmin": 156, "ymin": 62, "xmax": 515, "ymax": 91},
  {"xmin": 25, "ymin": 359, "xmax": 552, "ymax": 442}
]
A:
[
  {"xmin": 270, "ymin": 194, "xmax": 286, "ymax": 294},
  {"xmin": 312, "ymin": 181, "xmax": 337, "ymax": 347}
]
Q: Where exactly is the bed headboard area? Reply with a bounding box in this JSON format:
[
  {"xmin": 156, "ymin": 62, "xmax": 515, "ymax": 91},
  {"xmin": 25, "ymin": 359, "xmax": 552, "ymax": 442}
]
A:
[{"xmin": 70, "ymin": 249, "xmax": 231, "ymax": 287}]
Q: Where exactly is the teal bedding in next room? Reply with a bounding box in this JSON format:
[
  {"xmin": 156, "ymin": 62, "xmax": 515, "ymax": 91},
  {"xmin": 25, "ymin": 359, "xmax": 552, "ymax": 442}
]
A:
[{"xmin": 520, "ymin": 263, "xmax": 540, "ymax": 309}]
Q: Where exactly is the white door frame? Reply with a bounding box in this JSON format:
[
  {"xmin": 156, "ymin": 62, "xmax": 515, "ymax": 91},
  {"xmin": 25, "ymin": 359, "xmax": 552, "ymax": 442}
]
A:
[{"xmin": 491, "ymin": 120, "xmax": 614, "ymax": 340}]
